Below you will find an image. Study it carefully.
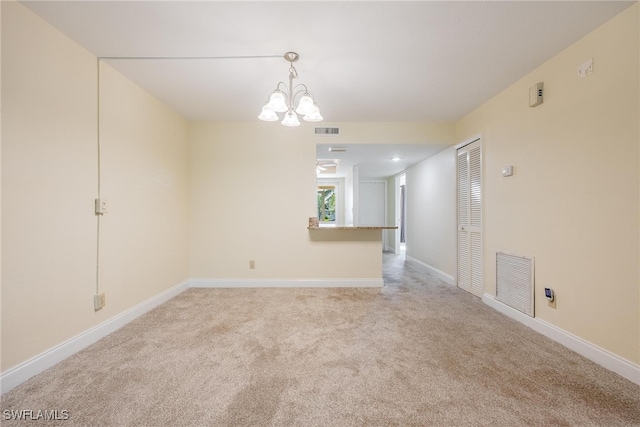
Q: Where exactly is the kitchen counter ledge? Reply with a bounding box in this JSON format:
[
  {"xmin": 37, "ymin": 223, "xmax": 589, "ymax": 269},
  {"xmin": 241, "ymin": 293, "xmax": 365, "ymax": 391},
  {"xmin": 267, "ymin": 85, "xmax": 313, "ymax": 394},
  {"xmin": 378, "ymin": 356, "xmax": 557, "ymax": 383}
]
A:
[{"xmin": 308, "ymin": 225, "xmax": 398, "ymax": 230}]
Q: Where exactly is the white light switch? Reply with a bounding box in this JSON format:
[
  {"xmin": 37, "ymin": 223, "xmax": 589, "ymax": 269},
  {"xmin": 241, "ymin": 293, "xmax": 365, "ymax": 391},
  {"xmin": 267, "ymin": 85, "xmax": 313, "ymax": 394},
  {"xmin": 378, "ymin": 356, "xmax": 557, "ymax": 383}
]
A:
[
  {"xmin": 95, "ymin": 198, "xmax": 108, "ymax": 214},
  {"xmin": 578, "ymin": 59, "xmax": 593, "ymax": 79},
  {"xmin": 501, "ymin": 165, "xmax": 513, "ymax": 177}
]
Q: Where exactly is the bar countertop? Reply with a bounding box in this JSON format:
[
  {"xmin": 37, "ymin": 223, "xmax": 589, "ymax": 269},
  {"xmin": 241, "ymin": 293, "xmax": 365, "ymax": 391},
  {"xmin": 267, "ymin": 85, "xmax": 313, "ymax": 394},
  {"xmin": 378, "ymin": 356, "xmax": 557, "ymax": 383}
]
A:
[
  {"xmin": 308, "ymin": 225, "xmax": 398, "ymax": 230},
  {"xmin": 307, "ymin": 217, "xmax": 397, "ymax": 230}
]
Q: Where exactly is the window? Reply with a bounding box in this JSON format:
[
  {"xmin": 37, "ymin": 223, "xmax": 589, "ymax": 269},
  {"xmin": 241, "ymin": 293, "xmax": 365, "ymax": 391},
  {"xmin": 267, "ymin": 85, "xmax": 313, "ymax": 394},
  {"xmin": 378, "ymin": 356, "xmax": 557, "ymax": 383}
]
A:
[
  {"xmin": 316, "ymin": 178, "xmax": 344, "ymax": 224},
  {"xmin": 317, "ymin": 186, "xmax": 336, "ymax": 223}
]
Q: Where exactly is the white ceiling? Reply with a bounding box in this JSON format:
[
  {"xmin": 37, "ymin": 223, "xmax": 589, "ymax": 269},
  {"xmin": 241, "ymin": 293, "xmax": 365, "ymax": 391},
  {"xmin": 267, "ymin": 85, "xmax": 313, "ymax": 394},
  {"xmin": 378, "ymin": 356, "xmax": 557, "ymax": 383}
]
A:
[
  {"xmin": 317, "ymin": 143, "xmax": 451, "ymax": 179},
  {"xmin": 21, "ymin": 0, "xmax": 635, "ymax": 177}
]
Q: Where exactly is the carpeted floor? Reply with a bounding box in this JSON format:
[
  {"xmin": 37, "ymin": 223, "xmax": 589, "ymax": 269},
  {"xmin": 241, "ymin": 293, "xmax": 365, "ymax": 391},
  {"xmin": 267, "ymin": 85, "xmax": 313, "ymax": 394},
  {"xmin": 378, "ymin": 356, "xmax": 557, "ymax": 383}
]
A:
[{"xmin": 2, "ymin": 253, "xmax": 639, "ymax": 426}]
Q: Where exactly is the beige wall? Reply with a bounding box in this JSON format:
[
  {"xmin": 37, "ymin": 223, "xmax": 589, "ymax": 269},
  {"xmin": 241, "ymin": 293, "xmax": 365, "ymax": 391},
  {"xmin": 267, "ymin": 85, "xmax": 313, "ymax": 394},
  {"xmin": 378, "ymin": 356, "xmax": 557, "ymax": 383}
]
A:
[
  {"xmin": 324, "ymin": 122, "xmax": 455, "ymax": 145},
  {"xmin": 2, "ymin": 1, "xmax": 97, "ymax": 371},
  {"xmin": 189, "ymin": 122, "xmax": 381, "ymax": 279},
  {"xmin": 188, "ymin": 122, "xmax": 453, "ymax": 279},
  {"xmin": 99, "ymin": 63, "xmax": 190, "ymax": 314},
  {"xmin": 405, "ymin": 146, "xmax": 457, "ymax": 277},
  {"xmin": 1, "ymin": 2, "xmax": 189, "ymax": 371},
  {"xmin": 456, "ymin": 4, "xmax": 639, "ymax": 364}
]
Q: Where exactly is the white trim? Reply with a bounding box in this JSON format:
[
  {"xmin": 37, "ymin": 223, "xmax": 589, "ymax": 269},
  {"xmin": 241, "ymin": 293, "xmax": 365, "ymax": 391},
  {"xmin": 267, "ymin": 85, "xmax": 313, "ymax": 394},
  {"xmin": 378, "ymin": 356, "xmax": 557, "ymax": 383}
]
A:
[
  {"xmin": 455, "ymin": 133, "xmax": 482, "ymax": 150},
  {"xmin": 0, "ymin": 280, "xmax": 190, "ymax": 395},
  {"xmin": 394, "ymin": 173, "xmax": 407, "ymax": 256},
  {"xmin": 405, "ymin": 256, "xmax": 455, "ymax": 285},
  {"xmin": 190, "ymin": 278, "xmax": 383, "ymax": 288},
  {"xmin": 483, "ymin": 293, "xmax": 640, "ymax": 386}
]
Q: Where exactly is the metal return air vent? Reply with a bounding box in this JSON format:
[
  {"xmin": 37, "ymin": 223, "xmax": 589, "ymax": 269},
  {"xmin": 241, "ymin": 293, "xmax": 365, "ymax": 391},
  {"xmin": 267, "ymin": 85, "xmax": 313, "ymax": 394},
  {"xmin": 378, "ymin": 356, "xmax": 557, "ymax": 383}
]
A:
[
  {"xmin": 496, "ymin": 252, "xmax": 535, "ymax": 317},
  {"xmin": 314, "ymin": 127, "xmax": 340, "ymax": 136}
]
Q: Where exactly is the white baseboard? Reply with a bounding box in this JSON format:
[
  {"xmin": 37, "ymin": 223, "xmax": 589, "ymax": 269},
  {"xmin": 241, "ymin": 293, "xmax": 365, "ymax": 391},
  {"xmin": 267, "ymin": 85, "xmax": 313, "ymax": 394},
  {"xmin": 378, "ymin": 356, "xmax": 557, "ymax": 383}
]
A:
[
  {"xmin": 0, "ymin": 280, "xmax": 190, "ymax": 395},
  {"xmin": 190, "ymin": 278, "xmax": 384, "ymax": 288},
  {"xmin": 483, "ymin": 293, "xmax": 640, "ymax": 386},
  {"xmin": 405, "ymin": 255, "xmax": 455, "ymax": 285}
]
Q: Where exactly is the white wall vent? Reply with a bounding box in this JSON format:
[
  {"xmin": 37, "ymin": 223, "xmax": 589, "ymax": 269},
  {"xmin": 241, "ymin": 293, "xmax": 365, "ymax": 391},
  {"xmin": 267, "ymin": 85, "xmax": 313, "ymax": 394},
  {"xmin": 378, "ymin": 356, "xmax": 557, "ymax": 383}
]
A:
[
  {"xmin": 496, "ymin": 252, "xmax": 534, "ymax": 317},
  {"xmin": 315, "ymin": 127, "xmax": 340, "ymax": 136}
]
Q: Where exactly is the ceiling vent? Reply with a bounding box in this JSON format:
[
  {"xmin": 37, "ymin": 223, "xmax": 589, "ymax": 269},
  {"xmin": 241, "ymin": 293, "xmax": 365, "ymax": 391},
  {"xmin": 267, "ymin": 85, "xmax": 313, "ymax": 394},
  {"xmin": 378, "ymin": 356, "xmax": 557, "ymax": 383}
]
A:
[{"xmin": 314, "ymin": 127, "xmax": 340, "ymax": 136}]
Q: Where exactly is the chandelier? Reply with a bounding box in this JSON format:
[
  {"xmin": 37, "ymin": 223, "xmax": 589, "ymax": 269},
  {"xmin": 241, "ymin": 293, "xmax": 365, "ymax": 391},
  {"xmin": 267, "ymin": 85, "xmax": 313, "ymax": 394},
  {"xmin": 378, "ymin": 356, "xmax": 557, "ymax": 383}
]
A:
[{"xmin": 258, "ymin": 52, "xmax": 323, "ymax": 126}]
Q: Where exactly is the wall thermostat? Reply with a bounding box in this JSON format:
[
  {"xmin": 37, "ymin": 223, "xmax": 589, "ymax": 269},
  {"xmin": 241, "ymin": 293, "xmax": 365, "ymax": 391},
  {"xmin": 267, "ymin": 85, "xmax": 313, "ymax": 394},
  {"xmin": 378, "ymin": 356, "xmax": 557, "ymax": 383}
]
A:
[
  {"xmin": 544, "ymin": 287, "xmax": 555, "ymax": 302},
  {"xmin": 529, "ymin": 82, "xmax": 543, "ymax": 107}
]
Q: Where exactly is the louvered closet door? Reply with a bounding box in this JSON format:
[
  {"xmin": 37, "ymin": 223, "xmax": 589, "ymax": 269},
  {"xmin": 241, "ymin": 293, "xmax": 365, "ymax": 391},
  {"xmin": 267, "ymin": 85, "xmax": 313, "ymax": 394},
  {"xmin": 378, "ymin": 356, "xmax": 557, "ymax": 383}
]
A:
[{"xmin": 457, "ymin": 139, "xmax": 483, "ymax": 297}]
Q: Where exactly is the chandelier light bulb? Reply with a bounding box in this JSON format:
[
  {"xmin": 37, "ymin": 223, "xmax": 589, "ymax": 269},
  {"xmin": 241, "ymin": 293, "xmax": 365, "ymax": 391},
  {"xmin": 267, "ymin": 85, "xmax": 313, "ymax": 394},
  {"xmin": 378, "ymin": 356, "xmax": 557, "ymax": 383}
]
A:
[
  {"xmin": 303, "ymin": 104, "xmax": 323, "ymax": 122},
  {"xmin": 258, "ymin": 104, "xmax": 279, "ymax": 121},
  {"xmin": 295, "ymin": 95, "xmax": 315, "ymax": 115},
  {"xmin": 267, "ymin": 91, "xmax": 288, "ymax": 113},
  {"xmin": 281, "ymin": 111, "xmax": 301, "ymax": 127}
]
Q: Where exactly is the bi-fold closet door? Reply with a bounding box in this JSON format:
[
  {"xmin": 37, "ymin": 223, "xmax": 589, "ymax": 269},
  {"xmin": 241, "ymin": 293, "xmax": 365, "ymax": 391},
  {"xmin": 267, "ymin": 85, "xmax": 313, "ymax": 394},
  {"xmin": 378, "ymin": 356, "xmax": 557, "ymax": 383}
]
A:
[{"xmin": 457, "ymin": 139, "xmax": 482, "ymax": 297}]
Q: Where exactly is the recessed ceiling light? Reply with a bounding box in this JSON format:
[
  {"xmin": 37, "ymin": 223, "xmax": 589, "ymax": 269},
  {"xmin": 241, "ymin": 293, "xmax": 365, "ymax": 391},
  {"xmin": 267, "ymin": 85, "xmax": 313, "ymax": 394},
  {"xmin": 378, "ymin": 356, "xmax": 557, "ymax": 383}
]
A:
[{"xmin": 391, "ymin": 157, "xmax": 401, "ymax": 161}]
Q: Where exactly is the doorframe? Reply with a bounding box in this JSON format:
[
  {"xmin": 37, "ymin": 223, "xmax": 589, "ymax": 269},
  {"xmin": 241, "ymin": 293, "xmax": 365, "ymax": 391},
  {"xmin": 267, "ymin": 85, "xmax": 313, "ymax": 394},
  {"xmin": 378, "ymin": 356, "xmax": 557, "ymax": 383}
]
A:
[
  {"xmin": 455, "ymin": 134, "xmax": 483, "ymax": 150},
  {"xmin": 455, "ymin": 134, "xmax": 483, "ymax": 295},
  {"xmin": 394, "ymin": 173, "xmax": 406, "ymax": 255}
]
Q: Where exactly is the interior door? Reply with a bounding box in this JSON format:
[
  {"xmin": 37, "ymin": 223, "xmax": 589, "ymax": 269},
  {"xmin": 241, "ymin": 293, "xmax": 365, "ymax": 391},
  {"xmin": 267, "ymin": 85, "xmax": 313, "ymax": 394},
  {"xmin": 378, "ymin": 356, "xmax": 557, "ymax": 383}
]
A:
[
  {"xmin": 359, "ymin": 181, "xmax": 386, "ymax": 226},
  {"xmin": 457, "ymin": 139, "xmax": 482, "ymax": 297}
]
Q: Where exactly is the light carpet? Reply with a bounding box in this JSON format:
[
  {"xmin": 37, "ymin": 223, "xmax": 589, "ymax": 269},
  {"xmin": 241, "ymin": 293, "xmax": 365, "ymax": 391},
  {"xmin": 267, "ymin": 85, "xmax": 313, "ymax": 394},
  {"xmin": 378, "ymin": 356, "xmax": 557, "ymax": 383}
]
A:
[{"xmin": 2, "ymin": 253, "xmax": 639, "ymax": 426}]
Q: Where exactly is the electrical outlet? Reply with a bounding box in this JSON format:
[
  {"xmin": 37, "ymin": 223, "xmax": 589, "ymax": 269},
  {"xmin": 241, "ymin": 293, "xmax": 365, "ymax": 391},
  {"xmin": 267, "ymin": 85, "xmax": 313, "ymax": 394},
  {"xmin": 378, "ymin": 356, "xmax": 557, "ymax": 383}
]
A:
[
  {"xmin": 249, "ymin": 260, "xmax": 255, "ymax": 269},
  {"xmin": 544, "ymin": 287, "xmax": 556, "ymax": 309},
  {"xmin": 94, "ymin": 293, "xmax": 106, "ymax": 311}
]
